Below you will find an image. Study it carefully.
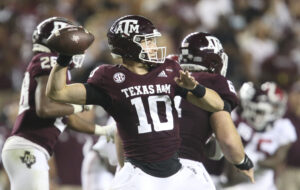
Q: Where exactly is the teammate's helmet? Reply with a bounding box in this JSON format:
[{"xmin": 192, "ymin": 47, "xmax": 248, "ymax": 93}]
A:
[
  {"xmin": 179, "ymin": 32, "xmax": 228, "ymax": 76},
  {"xmin": 107, "ymin": 15, "xmax": 166, "ymax": 64},
  {"xmin": 32, "ymin": 17, "xmax": 75, "ymax": 53},
  {"xmin": 239, "ymin": 82, "xmax": 287, "ymax": 131},
  {"xmin": 32, "ymin": 17, "xmax": 84, "ymax": 68}
]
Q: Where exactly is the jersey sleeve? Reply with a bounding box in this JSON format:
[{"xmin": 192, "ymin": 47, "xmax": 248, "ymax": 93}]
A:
[
  {"xmin": 212, "ymin": 75, "xmax": 239, "ymax": 110},
  {"xmin": 274, "ymin": 118, "xmax": 297, "ymax": 146},
  {"xmin": 86, "ymin": 65, "xmax": 112, "ymax": 109},
  {"xmin": 87, "ymin": 65, "xmax": 105, "ymax": 88}
]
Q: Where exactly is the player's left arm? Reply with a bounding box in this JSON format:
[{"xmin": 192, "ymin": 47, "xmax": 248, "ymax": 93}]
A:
[
  {"xmin": 210, "ymin": 111, "xmax": 255, "ymax": 183},
  {"xmin": 175, "ymin": 70, "xmax": 224, "ymax": 112},
  {"xmin": 210, "ymin": 111, "xmax": 245, "ymax": 164},
  {"xmin": 67, "ymin": 113, "xmax": 117, "ymax": 139},
  {"xmin": 36, "ymin": 75, "xmax": 89, "ymax": 118},
  {"xmin": 66, "ymin": 112, "xmax": 96, "ymax": 134},
  {"xmin": 257, "ymin": 143, "xmax": 292, "ymax": 169}
]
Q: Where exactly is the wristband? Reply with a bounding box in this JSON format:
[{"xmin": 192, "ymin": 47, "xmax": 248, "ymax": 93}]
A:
[
  {"xmin": 57, "ymin": 54, "xmax": 72, "ymax": 67},
  {"xmin": 190, "ymin": 84, "xmax": 206, "ymax": 98},
  {"xmin": 72, "ymin": 104, "xmax": 84, "ymax": 113},
  {"xmin": 234, "ymin": 154, "xmax": 254, "ymax": 170}
]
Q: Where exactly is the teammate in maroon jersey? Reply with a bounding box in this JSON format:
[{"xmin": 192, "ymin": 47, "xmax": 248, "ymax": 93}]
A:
[
  {"xmin": 0, "ymin": 17, "xmax": 112, "ymax": 190},
  {"xmin": 174, "ymin": 32, "xmax": 254, "ymax": 187},
  {"xmin": 46, "ymin": 15, "xmax": 225, "ymax": 190}
]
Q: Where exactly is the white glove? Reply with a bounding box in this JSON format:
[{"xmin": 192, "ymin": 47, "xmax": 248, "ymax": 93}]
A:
[
  {"xmin": 71, "ymin": 104, "xmax": 93, "ymax": 113},
  {"xmin": 94, "ymin": 124, "xmax": 117, "ymax": 142}
]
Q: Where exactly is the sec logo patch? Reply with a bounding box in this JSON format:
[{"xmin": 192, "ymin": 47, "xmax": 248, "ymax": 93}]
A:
[{"xmin": 113, "ymin": 72, "xmax": 125, "ymax": 83}]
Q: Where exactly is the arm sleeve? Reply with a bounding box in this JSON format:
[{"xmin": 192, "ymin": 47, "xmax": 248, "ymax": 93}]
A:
[
  {"xmin": 223, "ymin": 99, "xmax": 232, "ymax": 113},
  {"xmin": 84, "ymin": 83, "xmax": 112, "ymax": 109}
]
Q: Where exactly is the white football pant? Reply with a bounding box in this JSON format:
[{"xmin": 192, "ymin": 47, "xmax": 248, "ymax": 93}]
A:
[
  {"xmin": 1, "ymin": 136, "xmax": 50, "ymax": 190},
  {"xmin": 108, "ymin": 158, "xmax": 216, "ymax": 190}
]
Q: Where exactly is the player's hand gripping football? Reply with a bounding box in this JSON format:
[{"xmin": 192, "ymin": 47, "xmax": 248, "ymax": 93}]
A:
[{"xmin": 174, "ymin": 70, "xmax": 198, "ymax": 90}]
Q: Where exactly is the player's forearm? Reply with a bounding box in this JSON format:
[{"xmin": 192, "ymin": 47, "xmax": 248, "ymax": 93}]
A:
[
  {"xmin": 211, "ymin": 112, "xmax": 245, "ymax": 164},
  {"xmin": 186, "ymin": 88, "xmax": 224, "ymax": 112},
  {"xmin": 67, "ymin": 114, "xmax": 116, "ymax": 136},
  {"xmin": 36, "ymin": 101, "xmax": 74, "ymax": 118},
  {"xmin": 46, "ymin": 65, "xmax": 87, "ymax": 104},
  {"xmin": 220, "ymin": 137, "xmax": 245, "ymax": 164},
  {"xmin": 46, "ymin": 64, "xmax": 68, "ymax": 101},
  {"xmin": 67, "ymin": 114, "xmax": 95, "ymax": 134},
  {"xmin": 216, "ymin": 121, "xmax": 254, "ymax": 176}
]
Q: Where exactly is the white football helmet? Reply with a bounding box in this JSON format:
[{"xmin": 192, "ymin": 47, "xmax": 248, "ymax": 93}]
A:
[{"xmin": 239, "ymin": 82, "xmax": 287, "ymax": 131}]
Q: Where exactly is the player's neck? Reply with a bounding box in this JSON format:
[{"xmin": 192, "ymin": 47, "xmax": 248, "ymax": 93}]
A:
[{"xmin": 122, "ymin": 60, "xmax": 149, "ymax": 75}]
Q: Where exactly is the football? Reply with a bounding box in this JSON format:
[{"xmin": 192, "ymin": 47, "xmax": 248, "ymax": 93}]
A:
[{"xmin": 46, "ymin": 26, "xmax": 94, "ymax": 55}]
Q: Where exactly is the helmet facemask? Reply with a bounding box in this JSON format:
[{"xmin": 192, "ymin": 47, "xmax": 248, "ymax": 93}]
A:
[
  {"xmin": 242, "ymin": 100, "xmax": 274, "ymax": 131},
  {"xmin": 239, "ymin": 81, "xmax": 287, "ymax": 131},
  {"xmin": 133, "ymin": 30, "xmax": 166, "ymax": 64},
  {"xmin": 71, "ymin": 54, "xmax": 85, "ymax": 68}
]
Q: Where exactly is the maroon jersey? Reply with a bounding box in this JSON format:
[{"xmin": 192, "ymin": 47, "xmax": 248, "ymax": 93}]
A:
[
  {"xmin": 177, "ymin": 72, "xmax": 238, "ymax": 174},
  {"xmin": 87, "ymin": 59, "xmax": 183, "ymax": 162},
  {"xmin": 11, "ymin": 52, "xmax": 68, "ymax": 155}
]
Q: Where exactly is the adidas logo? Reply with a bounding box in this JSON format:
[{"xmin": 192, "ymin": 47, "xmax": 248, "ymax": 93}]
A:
[{"xmin": 158, "ymin": 70, "xmax": 168, "ymax": 77}]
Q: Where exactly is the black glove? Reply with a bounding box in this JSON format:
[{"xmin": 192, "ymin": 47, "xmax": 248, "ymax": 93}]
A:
[{"xmin": 56, "ymin": 54, "xmax": 73, "ymax": 67}]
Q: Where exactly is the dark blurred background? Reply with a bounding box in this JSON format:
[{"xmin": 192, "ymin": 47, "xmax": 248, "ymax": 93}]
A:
[{"xmin": 0, "ymin": 0, "xmax": 299, "ymax": 189}]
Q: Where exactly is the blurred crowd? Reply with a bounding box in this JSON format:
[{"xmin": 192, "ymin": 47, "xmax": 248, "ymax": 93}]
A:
[{"xmin": 0, "ymin": 0, "xmax": 300, "ymax": 189}]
